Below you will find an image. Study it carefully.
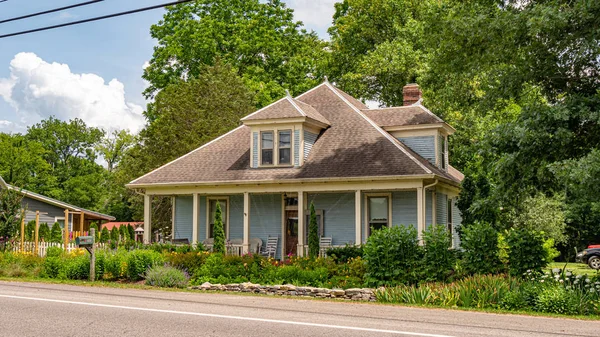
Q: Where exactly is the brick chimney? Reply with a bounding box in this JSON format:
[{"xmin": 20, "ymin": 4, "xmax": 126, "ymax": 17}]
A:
[{"xmin": 403, "ymin": 83, "xmax": 422, "ymax": 106}]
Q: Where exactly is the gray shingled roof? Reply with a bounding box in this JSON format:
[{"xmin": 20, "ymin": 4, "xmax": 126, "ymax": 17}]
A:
[
  {"xmin": 241, "ymin": 96, "xmax": 330, "ymax": 126},
  {"xmin": 362, "ymin": 106, "xmax": 444, "ymax": 128},
  {"xmin": 129, "ymin": 82, "xmax": 459, "ymax": 186}
]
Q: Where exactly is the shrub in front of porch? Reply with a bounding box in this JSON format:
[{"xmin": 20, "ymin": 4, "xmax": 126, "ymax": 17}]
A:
[
  {"xmin": 422, "ymin": 225, "xmax": 457, "ymax": 283},
  {"xmin": 363, "ymin": 225, "xmax": 422, "ymax": 287}
]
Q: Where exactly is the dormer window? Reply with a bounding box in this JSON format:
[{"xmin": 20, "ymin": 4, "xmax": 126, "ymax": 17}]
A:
[
  {"xmin": 261, "ymin": 131, "xmax": 274, "ymax": 165},
  {"xmin": 278, "ymin": 130, "xmax": 291, "ymax": 165}
]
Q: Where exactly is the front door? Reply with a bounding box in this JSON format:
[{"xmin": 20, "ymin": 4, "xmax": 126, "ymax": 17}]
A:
[{"xmin": 285, "ymin": 210, "xmax": 298, "ymax": 256}]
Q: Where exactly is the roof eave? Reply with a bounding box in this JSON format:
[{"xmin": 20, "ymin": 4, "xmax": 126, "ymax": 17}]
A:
[{"xmin": 126, "ymin": 173, "xmax": 463, "ymax": 190}]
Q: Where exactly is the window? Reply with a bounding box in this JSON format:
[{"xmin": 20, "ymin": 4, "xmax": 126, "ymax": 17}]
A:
[
  {"xmin": 440, "ymin": 136, "xmax": 447, "ymax": 170},
  {"xmin": 368, "ymin": 196, "xmax": 389, "ymax": 235},
  {"xmin": 261, "ymin": 131, "xmax": 273, "ymax": 165},
  {"xmin": 278, "ymin": 130, "xmax": 291, "ymax": 165},
  {"xmin": 208, "ymin": 199, "xmax": 228, "ymax": 238}
]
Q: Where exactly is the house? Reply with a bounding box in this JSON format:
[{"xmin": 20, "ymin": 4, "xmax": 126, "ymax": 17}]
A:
[
  {"xmin": 127, "ymin": 81, "xmax": 463, "ymax": 258},
  {"xmin": 0, "ymin": 175, "xmax": 115, "ymax": 232}
]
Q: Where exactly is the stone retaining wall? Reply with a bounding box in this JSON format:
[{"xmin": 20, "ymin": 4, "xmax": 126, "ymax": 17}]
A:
[{"xmin": 189, "ymin": 282, "xmax": 377, "ymax": 301}]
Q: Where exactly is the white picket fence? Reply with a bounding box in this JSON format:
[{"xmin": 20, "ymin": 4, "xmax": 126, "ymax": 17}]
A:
[{"xmin": 13, "ymin": 241, "xmax": 107, "ymax": 257}]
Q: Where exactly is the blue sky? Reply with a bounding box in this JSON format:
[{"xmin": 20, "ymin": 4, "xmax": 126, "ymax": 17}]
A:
[{"xmin": 0, "ymin": 0, "xmax": 336, "ymax": 134}]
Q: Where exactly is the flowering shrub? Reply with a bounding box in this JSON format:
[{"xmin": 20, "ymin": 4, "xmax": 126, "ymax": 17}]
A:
[{"xmin": 145, "ymin": 265, "xmax": 189, "ymax": 288}]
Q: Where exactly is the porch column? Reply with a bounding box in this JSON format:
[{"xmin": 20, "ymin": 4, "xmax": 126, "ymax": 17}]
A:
[
  {"xmin": 297, "ymin": 192, "xmax": 305, "ymax": 256},
  {"xmin": 355, "ymin": 190, "xmax": 362, "ymax": 245},
  {"xmin": 143, "ymin": 194, "xmax": 152, "ymax": 243},
  {"xmin": 192, "ymin": 193, "xmax": 199, "ymax": 245},
  {"xmin": 171, "ymin": 196, "xmax": 176, "ymax": 242},
  {"xmin": 417, "ymin": 187, "xmax": 425, "ymax": 242},
  {"xmin": 243, "ymin": 192, "xmax": 250, "ymax": 254}
]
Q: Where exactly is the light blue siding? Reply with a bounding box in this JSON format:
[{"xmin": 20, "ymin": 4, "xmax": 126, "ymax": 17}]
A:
[
  {"xmin": 250, "ymin": 194, "xmax": 282, "ymax": 259},
  {"xmin": 229, "ymin": 195, "xmax": 244, "ymax": 240},
  {"xmin": 436, "ymin": 192, "xmax": 448, "ymax": 225},
  {"xmin": 294, "ymin": 129, "xmax": 300, "ymax": 166},
  {"xmin": 174, "ymin": 196, "xmax": 193, "ymax": 242},
  {"xmin": 304, "ymin": 130, "xmax": 318, "ymax": 159},
  {"xmin": 308, "ymin": 192, "xmax": 355, "ymax": 246},
  {"xmin": 392, "ymin": 191, "xmax": 417, "ymax": 227},
  {"xmin": 252, "ymin": 132, "xmax": 259, "ymax": 168},
  {"xmin": 397, "ymin": 136, "xmax": 435, "ymax": 164},
  {"xmin": 199, "ymin": 196, "xmax": 207, "ymax": 242},
  {"xmin": 426, "ymin": 191, "xmax": 433, "ymax": 228}
]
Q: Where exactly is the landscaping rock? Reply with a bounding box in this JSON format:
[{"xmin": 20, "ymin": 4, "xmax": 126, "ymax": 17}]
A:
[{"xmin": 189, "ymin": 282, "xmax": 376, "ymax": 301}]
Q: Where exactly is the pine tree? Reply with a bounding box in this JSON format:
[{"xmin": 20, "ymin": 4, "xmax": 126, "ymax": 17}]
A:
[
  {"xmin": 89, "ymin": 223, "xmax": 99, "ymax": 241},
  {"xmin": 50, "ymin": 222, "xmax": 62, "ymax": 243},
  {"xmin": 308, "ymin": 202, "xmax": 320, "ymax": 258},
  {"xmin": 25, "ymin": 220, "xmax": 36, "ymax": 241},
  {"xmin": 127, "ymin": 224, "xmax": 135, "ymax": 241},
  {"xmin": 119, "ymin": 225, "xmax": 127, "ymax": 241},
  {"xmin": 100, "ymin": 227, "xmax": 109, "ymax": 243},
  {"xmin": 213, "ymin": 202, "xmax": 225, "ymax": 254},
  {"xmin": 110, "ymin": 227, "xmax": 119, "ymax": 242},
  {"xmin": 38, "ymin": 223, "xmax": 50, "ymax": 241}
]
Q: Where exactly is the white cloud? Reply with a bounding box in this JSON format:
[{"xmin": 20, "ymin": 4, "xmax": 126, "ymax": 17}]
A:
[
  {"xmin": 285, "ymin": 0, "xmax": 337, "ymax": 32},
  {"xmin": 0, "ymin": 52, "xmax": 145, "ymax": 133},
  {"xmin": 142, "ymin": 61, "xmax": 150, "ymax": 70}
]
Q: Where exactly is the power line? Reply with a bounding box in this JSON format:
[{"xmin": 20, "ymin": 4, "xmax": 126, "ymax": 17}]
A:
[
  {"xmin": 0, "ymin": 0, "xmax": 104, "ymax": 24},
  {"xmin": 0, "ymin": 0, "xmax": 193, "ymax": 39}
]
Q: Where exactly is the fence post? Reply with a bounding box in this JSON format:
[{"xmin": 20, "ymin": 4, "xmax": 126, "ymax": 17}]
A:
[
  {"xmin": 20, "ymin": 217, "xmax": 25, "ymax": 253},
  {"xmin": 34, "ymin": 211, "xmax": 40, "ymax": 256},
  {"xmin": 64, "ymin": 209, "xmax": 69, "ymax": 251},
  {"xmin": 90, "ymin": 228, "xmax": 95, "ymax": 282}
]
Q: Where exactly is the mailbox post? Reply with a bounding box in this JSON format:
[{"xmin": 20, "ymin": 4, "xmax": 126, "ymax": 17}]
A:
[{"xmin": 76, "ymin": 228, "xmax": 95, "ymax": 282}]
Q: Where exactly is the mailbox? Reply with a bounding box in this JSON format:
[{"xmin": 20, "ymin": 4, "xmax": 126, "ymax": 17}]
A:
[{"xmin": 76, "ymin": 236, "xmax": 94, "ymax": 247}]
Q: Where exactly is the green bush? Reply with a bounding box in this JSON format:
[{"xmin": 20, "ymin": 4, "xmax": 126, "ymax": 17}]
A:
[
  {"xmin": 461, "ymin": 222, "xmax": 503, "ymax": 275},
  {"xmin": 536, "ymin": 286, "xmax": 577, "ymax": 315},
  {"xmin": 145, "ymin": 265, "xmax": 189, "ymax": 288},
  {"xmin": 213, "ymin": 203, "xmax": 225, "ymax": 254},
  {"xmin": 422, "ymin": 225, "xmax": 456, "ymax": 282},
  {"xmin": 50, "ymin": 222, "xmax": 62, "ymax": 243},
  {"xmin": 126, "ymin": 249, "xmax": 163, "ymax": 281},
  {"xmin": 46, "ymin": 246, "xmax": 63, "ymax": 258},
  {"xmin": 326, "ymin": 245, "xmax": 363, "ymax": 263},
  {"xmin": 500, "ymin": 290, "xmax": 529, "ymax": 311},
  {"xmin": 61, "ymin": 255, "xmax": 90, "ymax": 280},
  {"xmin": 38, "ymin": 223, "xmax": 50, "ymax": 241},
  {"xmin": 100, "ymin": 227, "xmax": 109, "ymax": 243},
  {"xmin": 25, "ymin": 220, "xmax": 36, "ymax": 241},
  {"xmin": 102, "ymin": 249, "xmax": 128, "ymax": 280},
  {"xmin": 165, "ymin": 251, "xmax": 208, "ymax": 275},
  {"xmin": 363, "ymin": 225, "xmax": 422, "ymax": 286},
  {"xmin": 505, "ymin": 227, "xmax": 547, "ymax": 277}
]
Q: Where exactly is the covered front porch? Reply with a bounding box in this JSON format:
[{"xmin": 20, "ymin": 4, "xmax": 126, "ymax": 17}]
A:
[{"xmin": 142, "ymin": 179, "xmax": 461, "ymax": 259}]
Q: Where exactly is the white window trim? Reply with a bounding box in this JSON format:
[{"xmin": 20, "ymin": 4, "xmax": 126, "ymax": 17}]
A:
[
  {"xmin": 260, "ymin": 131, "xmax": 275, "ymax": 166},
  {"xmin": 277, "ymin": 129, "xmax": 292, "ymax": 165},
  {"xmin": 206, "ymin": 196, "xmax": 230, "ymax": 240},
  {"xmin": 257, "ymin": 127, "xmax": 295, "ymax": 168},
  {"xmin": 364, "ymin": 192, "xmax": 393, "ymax": 237}
]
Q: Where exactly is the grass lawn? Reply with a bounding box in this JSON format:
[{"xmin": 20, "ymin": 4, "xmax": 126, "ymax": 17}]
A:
[{"xmin": 548, "ymin": 262, "xmax": 600, "ymax": 277}]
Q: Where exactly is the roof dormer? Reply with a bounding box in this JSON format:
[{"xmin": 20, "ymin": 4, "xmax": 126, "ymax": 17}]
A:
[
  {"xmin": 241, "ymin": 93, "xmax": 329, "ymax": 168},
  {"xmin": 363, "ymin": 84, "xmax": 454, "ymax": 172}
]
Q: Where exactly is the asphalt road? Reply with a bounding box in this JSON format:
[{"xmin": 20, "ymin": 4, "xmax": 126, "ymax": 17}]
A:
[{"xmin": 0, "ymin": 281, "xmax": 598, "ymax": 337}]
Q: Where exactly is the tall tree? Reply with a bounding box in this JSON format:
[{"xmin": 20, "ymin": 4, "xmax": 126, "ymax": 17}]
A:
[
  {"xmin": 117, "ymin": 62, "xmax": 255, "ymax": 233},
  {"xmin": 26, "ymin": 117, "xmax": 106, "ymax": 209},
  {"xmin": 97, "ymin": 130, "xmax": 135, "ymax": 172},
  {"xmin": 0, "ymin": 187, "xmax": 23, "ymax": 243},
  {"xmin": 308, "ymin": 202, "xmax": 319, "ymax": 258},
  {"xmin": 143, "ymin": 0, "xmax": 326, "ymax": 107}
]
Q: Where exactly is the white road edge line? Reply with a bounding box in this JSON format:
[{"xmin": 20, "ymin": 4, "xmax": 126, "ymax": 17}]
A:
[{"xmin": 0, "ymin": 294, "xmax": 455, "ymax": 337}]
